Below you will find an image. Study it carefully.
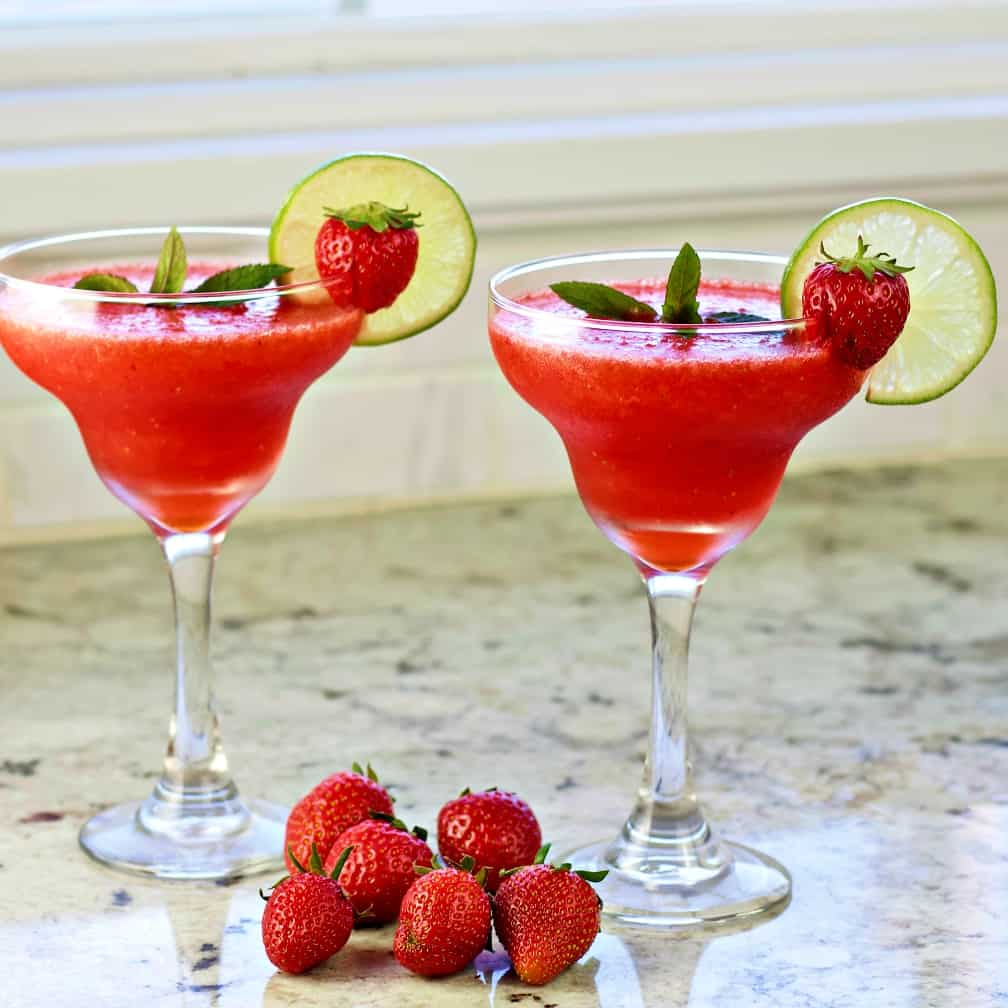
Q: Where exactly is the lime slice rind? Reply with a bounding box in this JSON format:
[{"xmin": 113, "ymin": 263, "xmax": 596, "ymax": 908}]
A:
[
  {"xmin": 781, "ymin": 197, "xmax": 997, "ymax": 405},
  {"xmin": 269, "ymin": 153, "xmax": 476, "ymax": 346}
]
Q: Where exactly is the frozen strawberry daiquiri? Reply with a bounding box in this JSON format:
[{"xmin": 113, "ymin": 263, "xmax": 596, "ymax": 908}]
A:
[
  {"xmin": 489, "ymin": 208, "xmax": 996, "ymax": 928},
  {"xmin": 1, "ymin": 258, "xmax": 362, "ymax": 536},
  {"xmin": 0, "ymin": 155, "xmax": 476, "ymax": 880},
  {"xmin": 492, "ymin": 263, "xmax": 865, "ymax": 573}
]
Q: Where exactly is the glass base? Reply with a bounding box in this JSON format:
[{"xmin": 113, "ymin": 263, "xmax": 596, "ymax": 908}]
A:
[
  {"xmin": 564, "ymin": 838, "xmax": 791, "ymax": 930},
  {"xmin": 79, "ymin": 796, "xmax": 287, "ymax": 881}
]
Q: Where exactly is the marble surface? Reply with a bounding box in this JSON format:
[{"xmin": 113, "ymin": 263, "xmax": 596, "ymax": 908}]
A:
[{"xmin": 1, "ymin": 458, "xmax": 1006, "ymax": 1007}]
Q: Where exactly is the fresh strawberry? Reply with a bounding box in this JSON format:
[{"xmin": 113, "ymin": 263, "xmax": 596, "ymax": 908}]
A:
[
  {"xmin": 493, "ymin": 844, "xmax": 607, "ymax": 986},
  {"xmin": 437, "ymin": 787, "xmax": 542, "ymax": 892},
  {"xmin": 261, "ymin": 845, "xmax": 355, "ymax": 974},
  {"xmin": 323, "ymin": 812, "xmax": 434, "ymax": 924},
  {"xmin": 393, "ymin": 857, "xmax": 492, "ymax": 977},
  {"xmin": 284, "ymin": 762, "xmax": 394, "ymax": 873},
  {"xmin": 315, "ymin": 201, "xmax": 420, "ymax": 313},
  {"xmin": 802, "ymin": 235, "xmax": 913, "ymax": 369}
]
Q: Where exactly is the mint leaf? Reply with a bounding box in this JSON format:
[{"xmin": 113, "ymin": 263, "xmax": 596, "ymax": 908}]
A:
[
  {"xmin": 73, "ymin": 273, "xmax": 139, "ymax": 294},
  {"xmin": 704, "ymin": 310, "xmax": 770, "ymax": 323},
  {"xmin": 661, "ymin": 243, "xmax": 703, "ymax": 324},
  {"xmin": 74, "ymin": 233, "xmax": 291, "ymax": 309},
  {"xmin": 549, "ymin": 281, "xmax": 657, "ymax": 322},
  {"xmin": 149, "ymin": 227, "xmax": 187, "ymax": 295},
  {"xmin": 189, "ymin": 263, "xmax": 291, "ymax": 295}
]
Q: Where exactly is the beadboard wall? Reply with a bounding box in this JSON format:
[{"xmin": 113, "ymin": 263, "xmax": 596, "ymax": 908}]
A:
[{"xmin": 1, "ymin": 4, "xmax": 1006, "ymax": 544}]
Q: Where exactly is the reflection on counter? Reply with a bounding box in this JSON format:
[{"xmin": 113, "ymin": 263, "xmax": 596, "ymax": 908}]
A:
[
  {"xmin": 2, "ymin": 458, "xmax": 1007, "ymax": 1006},
  {"xmin": 5, "ymin": 811, "xmax": 1007, "ymax": 1007}
]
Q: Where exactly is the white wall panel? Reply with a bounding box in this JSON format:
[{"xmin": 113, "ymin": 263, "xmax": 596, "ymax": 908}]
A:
[{"xmin": 0, "ymin": 3, "xmax": 1004, "ymax": 542}]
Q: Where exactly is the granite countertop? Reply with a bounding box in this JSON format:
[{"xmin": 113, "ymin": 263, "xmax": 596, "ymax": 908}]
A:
[{"xmin": 1, "ymin": 458, "xmax": 1006, "ymax": 1008}]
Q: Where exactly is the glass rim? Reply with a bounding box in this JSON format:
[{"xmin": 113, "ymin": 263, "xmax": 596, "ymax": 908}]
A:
[
  {"xmin": 0, "ymin": 225, "xmax": 324, "ymax": 305},
  {"xmin": 488, "ymin": 248, "xmax": 804, "ymax": 334}
]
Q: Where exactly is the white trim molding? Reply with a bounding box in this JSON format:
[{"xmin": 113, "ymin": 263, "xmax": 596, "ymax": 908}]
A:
[
  {"xmin": 3, "ymin": 2, "xmax": 1007, "ymax": 86},
  {"xmin": 1, "ymin": 2, "xmax": 1007, "ymax": 239},
  {"xmin": 0, "ymin": 4, "xmax": 1006, "ymax": 241}
]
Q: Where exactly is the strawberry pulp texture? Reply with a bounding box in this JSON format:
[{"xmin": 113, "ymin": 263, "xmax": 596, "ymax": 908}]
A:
[
  {"xmin": 0, "ymin": 264, "xmax": 363, "ymax": 536},
  {"xmin": 490, "ymin": 279, "xmax": 866, "ymax": 573}
]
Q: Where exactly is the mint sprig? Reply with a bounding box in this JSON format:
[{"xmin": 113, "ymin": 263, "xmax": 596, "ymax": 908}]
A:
[
  {"xmin": 149, "ymin": 226, "xmax": 188, "ymax": 295},
  {"xmin": 187, "ymin": 264, "xmax": 294, "ymax": 307},
  {"xmin": 660, "ymin": 242, "xmax": 702, "ymax": 324},
  {"xmin": 72, "ymin": 274, "xmax": 139, "ymax": 294},
  {"xmin": 189, "ymin": 264, "xmax": 293, "ymax": 295},
  {"xmin": 548, "ymin": 281, "xmax": 657, "ymax": 322},
  {"xmin": 549, "ymin": 242, "xmax": 709, "ymax": 329},
  {"xmin": 71, "ymin": 229, "xmax": 290, "ymax": 305}
]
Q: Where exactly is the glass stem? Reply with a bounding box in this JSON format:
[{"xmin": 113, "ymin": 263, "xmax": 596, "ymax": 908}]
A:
[
  {"xmin": 606, "ymin": 570, "xmax": 727, "ymax": 873},
  {"xmin": 140, "ymin": 532, "xmax": 246, "ymax": 835}
]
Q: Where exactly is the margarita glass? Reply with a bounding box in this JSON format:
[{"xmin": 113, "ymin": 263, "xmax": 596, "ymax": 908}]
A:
[
  {"xmin": 489, "ymin": 250, "xmax": 867, "ymax": 928},
  {"xmin": 0, "ymin": 227, "xmax": 362, "ymax": 880}
]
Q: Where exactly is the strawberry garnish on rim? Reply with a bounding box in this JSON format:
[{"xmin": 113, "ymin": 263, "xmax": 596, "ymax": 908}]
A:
[
  {"xmin": 817, "ymin": 234, "xmax": 914, "ymax": 282},
  {"xmin": 802, "ymin": 234, "xmax": 914, "ymax": 370},
  {"xmin": 315, "ymin": 201, "xmax": 421, "ymax": 314}
]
